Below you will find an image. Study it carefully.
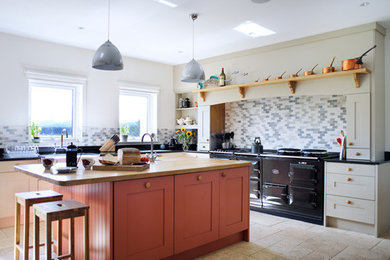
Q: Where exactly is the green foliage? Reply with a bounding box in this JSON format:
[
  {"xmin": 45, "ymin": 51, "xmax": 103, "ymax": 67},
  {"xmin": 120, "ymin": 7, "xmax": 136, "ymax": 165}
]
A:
[
  {"xmin": 120, "ymin": 125, "xmax": 129, "ymax": 135},
  {"xmin": 29, "ymin": 123, "xmax": 41, "ymax": 137}
]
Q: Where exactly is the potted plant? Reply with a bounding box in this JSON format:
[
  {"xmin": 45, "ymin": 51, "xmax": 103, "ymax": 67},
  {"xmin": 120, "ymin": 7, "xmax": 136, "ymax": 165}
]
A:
[
  {"xmin": 30, "ymin": 123, "xmax": 41, "ymax": 143},
  {"xmin": 120, "ymin": 125, "xmax": 129, "ymax": 142},
  {"xmin": 176, "ymin": 128, "xmax": 193, "ymax": 151}
]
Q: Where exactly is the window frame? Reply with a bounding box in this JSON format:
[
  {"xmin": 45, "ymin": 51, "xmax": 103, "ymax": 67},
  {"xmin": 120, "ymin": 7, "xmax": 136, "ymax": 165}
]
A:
[
  {"xmin": 25, "ymin": 69, "xmax": 86, "ymax": 144},
  {"xmin": 118, "ymin": 81, "xmax": 159, "ymax": 142}
]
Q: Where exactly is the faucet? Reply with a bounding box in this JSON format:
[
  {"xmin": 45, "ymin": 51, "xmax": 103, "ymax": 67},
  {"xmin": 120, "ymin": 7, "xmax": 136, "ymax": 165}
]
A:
[
  {"xmin": 61, "ymin": 129, "xmax": 68, "ymax": 148},
  {"xmin": 141, "ymin": 133, "xmax": 157, "ymax": 162}
]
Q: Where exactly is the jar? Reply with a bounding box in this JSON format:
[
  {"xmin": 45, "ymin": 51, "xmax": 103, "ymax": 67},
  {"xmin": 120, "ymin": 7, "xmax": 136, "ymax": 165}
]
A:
[{"xmin": 184, "ymin": 98, "xmax": 190, "ymax": 108}]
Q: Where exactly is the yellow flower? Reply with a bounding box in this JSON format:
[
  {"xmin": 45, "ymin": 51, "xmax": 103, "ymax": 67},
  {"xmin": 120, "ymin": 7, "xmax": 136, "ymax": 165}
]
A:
[
  {"xmin": 176, "ymin": 130, "xmax": 180, "ymax": 134},
  {"xmin": 181, "ymin": 128, "xmax": 185, "ymax": 132},
  {"xmin": 186, "ymin": 131, "xmax": 192, "ymax": 137}
]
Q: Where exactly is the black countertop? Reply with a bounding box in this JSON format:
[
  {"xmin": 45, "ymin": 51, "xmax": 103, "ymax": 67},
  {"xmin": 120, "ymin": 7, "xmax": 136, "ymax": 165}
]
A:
[{"xmin": 323, "ymin": 158, "xmax": 389, "ymax": 165}]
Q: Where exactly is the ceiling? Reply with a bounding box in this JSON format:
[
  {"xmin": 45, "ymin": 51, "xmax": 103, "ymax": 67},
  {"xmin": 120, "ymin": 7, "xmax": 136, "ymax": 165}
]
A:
[{"xmin": 0, "ymin": 0, "xmax": 389, "ymax": 65}]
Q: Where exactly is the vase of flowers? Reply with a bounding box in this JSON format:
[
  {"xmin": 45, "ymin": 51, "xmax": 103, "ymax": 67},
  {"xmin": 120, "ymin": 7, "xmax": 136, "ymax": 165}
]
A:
[
  {"xmin": 120, "ymin": 125, "xmax": 129, "ymax": 142},
  {"xmin": 176, "ymin": 128, "xmax": 193, "ymax": 152},
  {"xmin": 30, "ymin": 123, "xmax": 41, "ymax": 143}
]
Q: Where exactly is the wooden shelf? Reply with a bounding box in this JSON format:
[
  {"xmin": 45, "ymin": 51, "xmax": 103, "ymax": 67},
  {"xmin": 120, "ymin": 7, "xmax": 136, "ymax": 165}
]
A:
[
  {"xmin": 192, "ymin": 68, "xmax": 370, "ymax": 101},
  {"xmin": 175, "ymin": 125, "xmax": 198, "ymax": 130},
  {"xmin": 176, "ymin": 107, "xmax": 197, "ymax": 111}
]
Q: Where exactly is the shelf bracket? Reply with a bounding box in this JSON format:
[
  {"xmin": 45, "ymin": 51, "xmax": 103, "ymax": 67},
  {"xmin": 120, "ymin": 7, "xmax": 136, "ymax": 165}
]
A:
[
  {"xmin": 199, "ymin": 92, "xmax": 206, "ymax": 102},
  {"xmin": 288, "ymin": 81, "xmax": 296, "ymax": 94},
  {"xmin": 238, "ymin": 87, "xmax": 246, "ymax": 98},
  {"xmin": 353, "ymin": 73, "xmax": 360, "ymax": 88}
]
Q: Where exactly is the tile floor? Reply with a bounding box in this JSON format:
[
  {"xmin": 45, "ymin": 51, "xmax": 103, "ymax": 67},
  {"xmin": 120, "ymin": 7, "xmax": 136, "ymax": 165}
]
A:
[{"xmin": 1, "ymin": 211, "xmax": 389, "ymax": 259}]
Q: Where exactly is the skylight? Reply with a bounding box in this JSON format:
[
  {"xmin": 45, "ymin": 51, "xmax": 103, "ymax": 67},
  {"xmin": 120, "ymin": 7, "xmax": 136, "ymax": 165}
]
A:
[
  {"xmin": 233, "ymin": 21, "xmax": 275, "ymax": 37},
  {"xmin": 153, "ymin": 0, "xmax": 178, "ymax": 8}
]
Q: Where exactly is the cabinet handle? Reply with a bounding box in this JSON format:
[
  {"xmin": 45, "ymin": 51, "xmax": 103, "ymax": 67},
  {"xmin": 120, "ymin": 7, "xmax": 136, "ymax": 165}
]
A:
[
  {"xmin": 221, "ymin": 172, "xmax": 227, "ymax": 177},
  {"xmin": 346, "ymin": 168, "xmax": 352, "ymax": 172},
  {"xmin": 206, "ymin": 139, "xmax": 209, "ymax": 141},
  {"xmin": 346, "ymin": 177, "xmax": 352, "ymax": 181},
  {"xmin": 348, "ymin": 142, "xmax": 353, "ymax": 146},
  {"xmin": 202, "ymin": 146, "xmax": 206, "ymax": 148},
  {"xmin": 145, "ymin": 182, "xmax": 151, "ymax": 189},
  {"xmin": 355, "ymin": 152, "xmax": 361, "ymax": 156},
  {"xmin": 346, "ymin": 200, "xmax": 351, "ymax": 204},
  {"xmin": 197, "ymin": 176, "xmax": 203, "ymax": 181}
]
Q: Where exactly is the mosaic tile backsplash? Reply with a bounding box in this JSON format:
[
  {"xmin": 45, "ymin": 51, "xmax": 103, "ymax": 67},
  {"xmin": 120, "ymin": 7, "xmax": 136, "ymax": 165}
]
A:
[
  {"xmin": 0, "ymin": 125, "xmax": 176, "ymax": 148},
  {"xmin": 225, "ymin": 95, "xmax": 346, "ymax": 152}
]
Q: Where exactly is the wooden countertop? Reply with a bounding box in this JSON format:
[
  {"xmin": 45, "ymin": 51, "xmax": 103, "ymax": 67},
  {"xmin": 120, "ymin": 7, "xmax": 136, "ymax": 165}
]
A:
[{"xmin": 15, "ymin": 152, "xmax": 251, "ymax": 186}]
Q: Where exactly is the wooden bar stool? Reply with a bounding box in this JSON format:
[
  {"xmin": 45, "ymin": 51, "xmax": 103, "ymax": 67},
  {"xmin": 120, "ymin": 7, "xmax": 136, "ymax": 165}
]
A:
[
  {"xmin": 14, "ymin": 190, "xmax": 63, "ymax": 260},
  {"xmin": 33, "ymin": 200, "xmax": 89, "ymax": 260}
]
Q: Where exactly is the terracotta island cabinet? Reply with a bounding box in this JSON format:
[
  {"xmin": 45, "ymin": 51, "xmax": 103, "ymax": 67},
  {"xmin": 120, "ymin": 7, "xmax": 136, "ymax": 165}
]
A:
[{"xmin": 15, "ymin": 153, "xmax": 250, "ymax": 259}]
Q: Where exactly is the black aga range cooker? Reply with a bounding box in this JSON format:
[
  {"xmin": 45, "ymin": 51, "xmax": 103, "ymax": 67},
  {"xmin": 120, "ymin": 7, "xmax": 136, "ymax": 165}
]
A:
[{"xmin": 210, "ymin": 148, "xmax": 337, "ymax": 225}]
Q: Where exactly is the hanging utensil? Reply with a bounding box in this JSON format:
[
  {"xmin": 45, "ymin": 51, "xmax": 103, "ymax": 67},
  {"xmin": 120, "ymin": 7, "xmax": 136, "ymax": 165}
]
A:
[
  {"xmin": 263, "ymin": 75, "xmax": 271, "ymax": 81},
  {"xmin": 304, "ymin": 64, "xmax": 318, "ymax": 76},
  {"xmin": 289, "ymin": 68, "xmax": 302, "ymax": 78},
  {"xmin": 342, "ymin": 45, "xmax": 376, "ymax": 71},
  {"xmin": 275, "ymin": 71, "xmax": 286, "ymax": 80},
  {"xmin": 323, "ymin": 57, "xmax": 336, "ymax": 74}
]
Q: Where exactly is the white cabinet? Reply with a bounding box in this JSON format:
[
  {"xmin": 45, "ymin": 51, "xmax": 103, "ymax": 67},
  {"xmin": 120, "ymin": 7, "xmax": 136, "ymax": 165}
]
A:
[
  {"xmin": 198, "ymin": 106, "xmax": 210, "ymax": 143},
  {"xmin": 346, "ymin": 94, "xmax": 370, "ymax": 159},
  {"xmin": 325, "ymin": 161, "xmax": 390, "ymax": 236}
]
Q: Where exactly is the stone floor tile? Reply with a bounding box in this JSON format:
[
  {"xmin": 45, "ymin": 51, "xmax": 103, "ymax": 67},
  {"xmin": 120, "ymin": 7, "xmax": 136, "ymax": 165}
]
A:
[
  {"xmin": 301, "ymin": 250, "xmax": 332, "ymax": 260},
  {"xmin": 299, "ymin": 238, "xmax": 348, "ymax": 258},
  {"xmin": 370, "ymin": 240, "xmax": 390, "ymax": 258},
  {"xmin": 251, "ymin": 248, "xmax": 287, "ymax": 260},
  {"xmin": 332, "ymin": 246, "xmax": 388, "ymax": 260},
  {"xmin": 250, "ymin": 211, "xmax": 286, "ymax": 226},
  {"xmin": 250, "ymin": 223, "xmax": 282, "ymax": 241},
  {"xmin": 267, "ymin": 240, "xmax": 313, "ymax": 260},
  {"xmin": 225, "ymin": 241, "xmax": 264, "ymax": 256},
  {"xmin": 252, "ymin": 232, "xmax": 286, "ymax": 248}
]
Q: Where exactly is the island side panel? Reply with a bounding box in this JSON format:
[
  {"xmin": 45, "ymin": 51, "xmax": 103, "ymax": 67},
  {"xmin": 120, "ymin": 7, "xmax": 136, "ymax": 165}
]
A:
[{"xmin": 54, "ymin": 182, "xmax": 113, "ymax": 260}]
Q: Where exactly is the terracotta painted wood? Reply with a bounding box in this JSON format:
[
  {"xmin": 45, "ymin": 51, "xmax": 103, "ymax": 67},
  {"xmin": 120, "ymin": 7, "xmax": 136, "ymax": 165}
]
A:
[
  {"xmin": 54, "ymin": 182, "xmax": 113, "ymax": 260},
  {"xmin": 174, "ymin": 171, "xmax": 220, "ymax": 254},
  {"xmin": 114, "ymin": 176, "xmax": 174, "ymax": 260},
  {"xmin": 219, "ymin": 167, "xmax": 250, "ymax": 238}
]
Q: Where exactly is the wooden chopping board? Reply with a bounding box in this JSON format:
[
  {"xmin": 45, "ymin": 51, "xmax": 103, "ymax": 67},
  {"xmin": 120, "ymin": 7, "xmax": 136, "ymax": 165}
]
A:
[{"xmin": 93, "ymin": 163, "xmax": 150, "ymax": 171}]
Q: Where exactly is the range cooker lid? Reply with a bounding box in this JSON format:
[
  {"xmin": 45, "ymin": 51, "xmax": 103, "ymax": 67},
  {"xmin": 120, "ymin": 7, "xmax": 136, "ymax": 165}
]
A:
[
  {"xmin": 301, "ymin": 149, "xmax": 328, "ymax": 157},
  {"xmin": 277, "ymin": 148, "xmax": 302, "ymax": 155}
]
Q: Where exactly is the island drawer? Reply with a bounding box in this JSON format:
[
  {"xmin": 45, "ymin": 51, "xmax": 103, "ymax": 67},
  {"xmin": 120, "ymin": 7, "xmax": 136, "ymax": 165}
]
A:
[
  {"xmin": 326, "ymin": 195, "xmax": 375, "ymax": 224},
  {"xmin": 326, "ymin": 162, "xmax": 375, "ymax": 177},
  {"xmin": 326, "ymin": 173, "xmax": 375, "ymax": 200}
]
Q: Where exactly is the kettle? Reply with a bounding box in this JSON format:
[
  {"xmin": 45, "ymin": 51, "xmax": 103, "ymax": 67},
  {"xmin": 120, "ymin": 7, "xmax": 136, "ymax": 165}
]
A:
[
  {"xmin": 66, "ymin": 142, "xmax": 78, "ymax": 167},
  {"xmin": 168, "ymin": 137, "xmax": 178, "ymax": 148},
  {"xmin": 251, "ymin": 137, "xmax": 263, "ymax": 154}
]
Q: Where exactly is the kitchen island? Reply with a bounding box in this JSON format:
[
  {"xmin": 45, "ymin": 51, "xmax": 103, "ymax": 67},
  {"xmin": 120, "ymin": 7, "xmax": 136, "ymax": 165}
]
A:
[{"xmin": 15, "ymin": 152, "xmax": 251, "ymax": 259}]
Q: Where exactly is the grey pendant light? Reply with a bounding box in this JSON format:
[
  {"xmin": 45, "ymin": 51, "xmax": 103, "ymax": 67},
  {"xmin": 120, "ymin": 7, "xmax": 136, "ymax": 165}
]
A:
[
  {"xmin": 92, "ymin": 0, "xmax": 123, "ymax": 70},
  {"xmin": 181, "ymin": 13, "xmax": 205, "ymax": 83}
]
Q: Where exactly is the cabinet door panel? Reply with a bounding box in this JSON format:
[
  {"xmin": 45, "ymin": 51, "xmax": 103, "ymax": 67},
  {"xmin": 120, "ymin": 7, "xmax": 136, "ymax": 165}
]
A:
[
  {"xmin": 219, "ymin": 167, "xmax": 249, "ymax": 238},
  {"xmin": 198, "ymin": 106, "xmax": 210, "ymax": 143},
  {"xmin": 114, "ymin": 176, "xmax": 173, "ymax": 260},
  {"xmin": 175, "ymin": 171, "xmax": 219, "ymax": 254},
  {"xmin": 346, "ymin": 93, "xmax": 370, "ymax": 149}
]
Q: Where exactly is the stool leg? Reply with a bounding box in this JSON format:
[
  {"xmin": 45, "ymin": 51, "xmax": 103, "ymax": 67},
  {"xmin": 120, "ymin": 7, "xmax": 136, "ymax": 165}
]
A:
[
  {"xmin": 23, "ymin": 202, "xmax": 30, "ymax": 260},
  {"xmin": 83, "ymin": 210, "xmax": 89, "ymax": 260},
  {"xmin": 57, "ymin": 219, "xmax": 62, "ymax": 255},
  {"xmin": 45, "ymin": 217, "xmax": 52, "ymax": 260},
  {"xmin": 14, "ymin": 201, "xmax": 21, "ymax": 260},
  {"xmin": 69, "ymin": 218, "xmax": 75, "ymax": 260},
  {"xmin": 33, "ymin": 212, "xmax": 39, "ymax": 260}
]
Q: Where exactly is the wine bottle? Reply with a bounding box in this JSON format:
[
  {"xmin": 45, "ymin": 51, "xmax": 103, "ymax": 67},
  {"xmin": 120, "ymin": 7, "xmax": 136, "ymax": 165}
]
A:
[{"xmin": 219, "ymin": 68, "xmax": 226, "ymax": 86}]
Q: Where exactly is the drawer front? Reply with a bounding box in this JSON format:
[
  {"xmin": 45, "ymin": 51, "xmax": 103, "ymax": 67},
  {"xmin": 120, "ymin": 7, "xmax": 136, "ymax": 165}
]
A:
[
  {"xmin": 326, "ymin": 173, "xmax": 375, "ymax": 200},
  {"xmin": 198, "ymin": 142, "xmax": 209, "ymax": 151},
  {"xmin": 326, "ymin": 195, "xmax": 375, "ymax": 224},
  {"xmin": 326, "ymin": 162, "xmax": 375, "ymax": 177},
  {"xmin": 0, "ymin": 159, "xmax": 40, "ymax": 173},
  {"xmin": 347, "ymin": 148, "xmax": 370, "ymax": 160}
]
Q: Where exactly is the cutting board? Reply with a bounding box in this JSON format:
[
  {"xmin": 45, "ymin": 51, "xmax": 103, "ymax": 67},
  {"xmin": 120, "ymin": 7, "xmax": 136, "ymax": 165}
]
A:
[{"xmin": 93, "ymin": 163, "xmax": 150, "ymax": 171}]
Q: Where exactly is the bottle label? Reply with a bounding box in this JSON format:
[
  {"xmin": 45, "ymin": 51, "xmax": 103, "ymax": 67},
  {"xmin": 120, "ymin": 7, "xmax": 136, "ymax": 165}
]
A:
[{"xmin": 219, "ymin": 77, "xmax": 225, "ymax": 86}]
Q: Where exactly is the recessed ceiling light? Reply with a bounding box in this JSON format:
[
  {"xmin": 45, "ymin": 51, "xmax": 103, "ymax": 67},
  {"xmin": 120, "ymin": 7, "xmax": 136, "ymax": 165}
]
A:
[
  {"xmin": 251, "ymin": 0, "xmax": 271, "ymax": 3},
  {"xmin": 78, "ymin": 26, "xmax": 85, "ymax": 30},
  {"xmin": 233, "ymin": 21, "xmax": 275, "ymax": 38},
  {"xmin": 178, "ymin": 50, "xmax": 183, "ymax": 53},
  {"xmin": 360, "ymin": 2, "xmax": 370, "ymax": 7},
  {"xmin": 153, "ymin": 0, "xmax": 178, "ymax": 8}
]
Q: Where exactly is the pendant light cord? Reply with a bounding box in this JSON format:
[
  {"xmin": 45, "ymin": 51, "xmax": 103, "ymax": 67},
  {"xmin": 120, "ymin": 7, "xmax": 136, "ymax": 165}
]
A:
[
  {"xmin": 107, "ymin": 0, "xmax": 111, "ymax": 40},
  {"xmin": 192, "ymin": 17, "xmax": 195, "ymax": 59}
]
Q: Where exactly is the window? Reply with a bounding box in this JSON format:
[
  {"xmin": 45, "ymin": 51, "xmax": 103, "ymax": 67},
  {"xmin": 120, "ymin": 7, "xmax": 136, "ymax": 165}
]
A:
[
  {"xmin": 26, "ymin": 69, "xmax": 85, "ymax": 142},
  {"xmin": 119, "ymin": 82, "xmax": 159, "ymax": 141}
]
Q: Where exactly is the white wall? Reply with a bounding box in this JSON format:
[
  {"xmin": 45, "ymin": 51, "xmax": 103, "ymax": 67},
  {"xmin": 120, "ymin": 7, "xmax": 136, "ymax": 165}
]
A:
[
  {"xmin": 0, "ymin": 32, "xmax": 174, "ymax": 130},
  {"xmin": 385, "ymin": 30, "xmax": 390, "ymax": 151}
]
